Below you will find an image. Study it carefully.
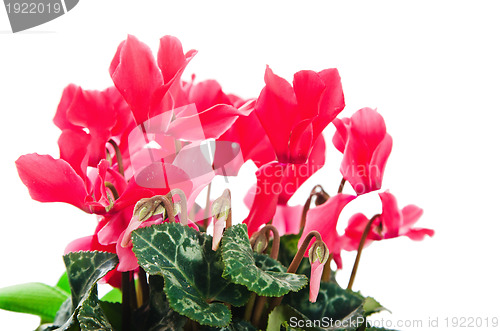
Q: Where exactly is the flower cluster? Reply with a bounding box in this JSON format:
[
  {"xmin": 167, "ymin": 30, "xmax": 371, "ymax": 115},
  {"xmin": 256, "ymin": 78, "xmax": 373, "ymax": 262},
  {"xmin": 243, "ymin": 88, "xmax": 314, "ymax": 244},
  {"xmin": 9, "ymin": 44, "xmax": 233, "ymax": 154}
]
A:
[{"xmin": 13, "ymin": 34, "xmax": 434, "ymax": 329}]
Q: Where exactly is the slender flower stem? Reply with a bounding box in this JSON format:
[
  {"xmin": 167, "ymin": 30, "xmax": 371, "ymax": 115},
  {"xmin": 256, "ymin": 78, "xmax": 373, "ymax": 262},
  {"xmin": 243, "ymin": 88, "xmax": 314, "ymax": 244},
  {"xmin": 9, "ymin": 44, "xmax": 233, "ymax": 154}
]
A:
[
  {"xmin": 259, "ymin": 225, "xmax": 280, "ymax": 259},
  {"xmin": 244, "ymin": 293, "xmax": 257, "ymax": 321},
  {"xmin": 321, "ymin": 254, "xmax": 333, "ymax": 281},
  {"xmin": 337, "ymin": 177, "xmax": 346, "ymax": 194},
  {"xmin": 204, "ymin": 182, "xmax": 212, "ymax": 229},
  {"xmin": 251, "ymin": 225, "xmax": 281, "ymax": 328},
  {"xmin": 108, "ymin": 139, "xmax": 124, "ymax": 176},
  {"xmin": 138, "ymin": 267, "xmax": 149, "ymax": 306},
  {"xmin": 129, "ymin": 272, "xmax": 137, "ymax": 311},
  {"xmin": 268, "ymin": 231, "xmax": 323, "ymax": 313},
  {"xmin": 167, "ymin": 189, "xmax": 188, "ymax": 225},
  {"xmin": 300, "ymin": 185, "xmax": 328, "ymax": 230},
  {"xmin": 158, "ymin": 195, "xmax": 176, "ymax": 223},
  {"xmin": 122, "ymin": 272, "xmax": 131, "ymax": 331},
  {"xmin": 251, "ymin": 295, "xmax": 268, "ymax": 329},
  {"xmin": 347, "ymin": 214, "xmax": 380, "ymax": 290}
]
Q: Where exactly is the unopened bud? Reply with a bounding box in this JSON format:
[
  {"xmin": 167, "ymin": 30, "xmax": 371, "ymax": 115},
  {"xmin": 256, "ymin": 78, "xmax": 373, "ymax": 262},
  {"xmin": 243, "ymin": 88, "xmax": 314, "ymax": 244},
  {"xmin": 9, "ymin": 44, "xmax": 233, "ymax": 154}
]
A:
[
  {"xmin": 308, "ymin": 240, "xmax": 329, "ymax": 302},
  {"xmin": 308, "ymin": 241, "xmax": 329, "ymax": 265},
  {"xmin": 250, "ymin": 232, "xmax": 268, "ymax": 254},
  {"xmin": 133, "ymin": 196, "xmax": 166, "ymax": 222}
]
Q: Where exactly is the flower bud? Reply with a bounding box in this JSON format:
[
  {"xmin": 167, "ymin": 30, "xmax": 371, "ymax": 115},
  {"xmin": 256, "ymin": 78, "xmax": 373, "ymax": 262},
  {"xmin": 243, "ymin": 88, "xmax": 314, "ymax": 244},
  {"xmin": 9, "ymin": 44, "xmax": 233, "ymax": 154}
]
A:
[
  {"xmin": 250, "ymin": 232, "xmax": 268, "ymax": 254},
  {"xmin": 308, "ymin": 241, "xmax": 329, "ymax": 265},
  {"xmin": 133, "ymin": 196, "xmax": 166, "ymax": 222},
  {"xmin": 308, "ymin": 240, "xmax": 329, "ymax": 302}
]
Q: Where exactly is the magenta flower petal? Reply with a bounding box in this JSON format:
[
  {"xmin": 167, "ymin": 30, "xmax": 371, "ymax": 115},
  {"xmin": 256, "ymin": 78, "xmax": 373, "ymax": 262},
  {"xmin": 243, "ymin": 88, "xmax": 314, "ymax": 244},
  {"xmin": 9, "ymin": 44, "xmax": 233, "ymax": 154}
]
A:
[
  {"xmin": 53, "ymin": 84, "xmax": 81, "ymax": 131},
  {"xmin": 168, "ymin": 104, "xmax": 243, "ymax": 140},
  {"xmin": 16, "ymin": 154, "xmax": 90, "ymax": 212},
  {"xmin": 255, "ymin": 66, "xmax": 298, "ymax": 162},
  {"xmin": 300, "ymin": 194, "xmax": 356, "ymax": 264},
  {"xmin": 110, "ymin": 35, "xmax": 164, "ymax": 125},
  {"xmin": 342, "ymin": 191, "xmax": 434, "ymax": 250},
  {"xmin": 157, "ymin": 35, "xmax": 197, "ymax": 87},
  {"xmin": 57, "ymin": 129, "xmax": 91, "ymax": 180},
  {"xmin": 272, "ymin": 204, "xmax": 303, "ymax": 235},
  {"xmin": 278, "ymin": 134, "xmax": 326, "ymax": 205},
  {"xmin": 335, "ymin": 108, "xmax": 392, "ymax": 195},
  {"xmin": 314, "ymin": 69, "xmax": 345, "ymax": 139},
  {"xmin": 64, "ymin": 235, "xmax": 93, "ymax": 254},
  {"xmin": 243, "ymin": 161, "xmax": 285, "ymax": 236},
  {"xmin": 379, "ymin": 191, "xmax": 402, "ymax": 238},
  {"xmin": 309, "ymin": 259, "xmax": 325, "ymax": 302},
  {"xmin": 212, "ymin": 218, "xmax": 226, "ymax": 251}
]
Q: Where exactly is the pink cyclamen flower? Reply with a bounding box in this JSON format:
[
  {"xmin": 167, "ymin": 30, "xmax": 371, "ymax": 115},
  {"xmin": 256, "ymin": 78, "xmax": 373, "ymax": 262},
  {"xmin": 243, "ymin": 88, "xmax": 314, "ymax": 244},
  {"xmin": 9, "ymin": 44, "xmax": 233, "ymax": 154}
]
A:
[
  {"xmin": 243, "ymin": 134, "xmax": 326, "ymax": 236},
  {"xmin": 333, "ymin": 107, "xmax": 393, "ymax": 195},
  {"xmin": 308, "ymin": 240, "xmax": 329, "ymax": 302},
  {"xmin": 342, "ymin": 191, "xmax": 434, "ymax": 251},
  {"xmin": 299, "ymin": 193, "xmax": 356, "ymax": 269},
  {"xmin": 255, "ymin": 66, "xmax": 344, "ymax": 164}
]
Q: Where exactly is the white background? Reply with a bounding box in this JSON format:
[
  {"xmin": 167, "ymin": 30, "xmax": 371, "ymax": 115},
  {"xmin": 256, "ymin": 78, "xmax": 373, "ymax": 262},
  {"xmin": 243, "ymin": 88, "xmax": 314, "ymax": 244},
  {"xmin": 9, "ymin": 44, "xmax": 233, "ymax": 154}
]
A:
[{"xmin": 1, "ymin": 1, "xmax": 500, "ymax": 330}]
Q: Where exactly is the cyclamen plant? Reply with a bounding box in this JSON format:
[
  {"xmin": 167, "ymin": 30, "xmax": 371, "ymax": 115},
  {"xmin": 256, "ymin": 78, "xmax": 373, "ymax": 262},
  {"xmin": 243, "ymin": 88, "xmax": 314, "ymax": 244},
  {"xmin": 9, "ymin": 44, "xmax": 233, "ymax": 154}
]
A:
[{"xmin": 1, "ymin": 35, "xmax": 434, "ymax": 331}]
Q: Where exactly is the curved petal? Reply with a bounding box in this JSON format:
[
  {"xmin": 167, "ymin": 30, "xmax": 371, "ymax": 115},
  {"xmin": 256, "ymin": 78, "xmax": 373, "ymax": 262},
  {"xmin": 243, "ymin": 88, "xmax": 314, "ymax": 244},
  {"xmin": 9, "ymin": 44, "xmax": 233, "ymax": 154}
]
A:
[
  {"xmin": 16, "ymin": 154, "xmax": 89, "ymax": 212},
  {"xmin": 350, "ymin": 108, "xmax": 387, "ymax": 152},
  {"xmin": 332, "ymin": 118, "xmax": 349, "ymax": 153},
  {"xmin": 400, "ymin": 204, "xmax": 424, "ymax": 231},
  {"xmin": 116, "ymin": 232, "xmax": 139, "ymax": 272},
  {"xmin": 188, "ymin": 80, "xmax": 232, "ymax": 113},
  {"xmin": 53, "ymin": 84, "xmax": 81, "ymax": 131},
  {"xmin": 168, "ymin": 104, "xmax": 242, "ymax": 141},
  {"xmin": 58, "ymin": 129, "xmax": 91, "ymax": 180},
  {"xmin": 289, "ymin": 119, "xmax": 314, "ymax": 164},
  {"xmin": 243, "ymin": 161, "xmax": 285, "ymax": 236},
  {"xmin": 255, "ymin": 66, "xmax": 298, "ymax": 162},
  {"xmin": 379, "ymin": 191, "xmax": 402, "ymax": 238},
  {"xmin": 369, "ymin": 133, "xmax": 392, "ymax": 190},
  {"xmin": 315, "ymin": 68, "xmax": 345, "ymax": 139},
  {"xmin": 293, "ymin": 70, "xmax": 324, "ymax": 121},
  {"xmin": 300, "ymin": 194, "xmax": 356, "ymax": 258},
  {"xmin": 64, "ymin": 235, "xmax": 93, "ymax": 254},
  {"xmin": 158, "ymin": 35, "xmax": 195, "ymax": 86},
  {"xmin": 405, "ymin": 228, "xmax": 435, "ymax": 241},
  {"xmin": 278, "ymin": 134, "xmax": 326, "ymax": 204},
  {"xmin": 272, "ymin": 204, "xmax": 303, "ymax": 235},
  {"xmin": 110, "ymin": 35, "xmax": 164, "ymax": 125},
  {"xmin": 309, "ymin": 259, "xmax": 324, "ymax": 302},
  {"xmin": 217, "ymin": 108, "xmax": 275, "ymax": 169}
]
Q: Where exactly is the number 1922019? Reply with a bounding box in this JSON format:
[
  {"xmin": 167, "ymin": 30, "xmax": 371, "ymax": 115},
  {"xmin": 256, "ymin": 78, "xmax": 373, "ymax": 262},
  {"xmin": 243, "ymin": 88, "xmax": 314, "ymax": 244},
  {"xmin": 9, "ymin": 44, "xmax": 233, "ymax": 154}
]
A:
[{"xmin": 5, "ymin": 2, "xmax": 62, "ymax": 14}]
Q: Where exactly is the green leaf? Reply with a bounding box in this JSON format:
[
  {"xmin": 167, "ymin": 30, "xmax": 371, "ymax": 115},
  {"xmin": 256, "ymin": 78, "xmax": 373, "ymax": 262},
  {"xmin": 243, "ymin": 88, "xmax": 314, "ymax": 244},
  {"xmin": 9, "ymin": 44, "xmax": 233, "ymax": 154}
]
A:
[
  {"xmin": 132, "ymin": 275, "xmax": 186, "ymax": 331},
  {"xmin": 206, "ymin": 320, "xmax": 257, "ymax": 331},
  {"xmin": 330, "ymin": 304, "xmax": 365, "ymax": 331},
  {"xmin": 77, "ymin": 285, "xmax": 113, "ymax": 331},
  {"xmin": 132, "ymin": 222, "xmax": 249, "ymax": 327},
  {"xmin": 101, "ymin": 288, "xmax": 122, "ymax": 303},
  {"xmin": 99, "ymin": 301, "xmax": 122, "ymax": 330},
  {"xmin": 267, "ymin": 304, "xmax": 319, "ymax": 331},
  {"xmin": 0, "ymin": 282, "xmax": 69, "ymax": 322},
  {"xmin": 284, "ymin": 281, "xmax": 363, "ymax": 322},
  {"xmin": 55, "ymin": 272, "xmax": 71, "ymax": 296},
  {"xmin": 363, "ymin": 297, "xmax": 387, "ymax": 316},
  {"xmin": 43, "ymin": 251, "xmax": 118, "ymax": 331},
  {"xmin": 221, "ymin": 224, "xmax": 308, "ymax": 297},
  {"xmin": 64, "ymin": 251, "xmax": 119, "ymax": 310}
]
